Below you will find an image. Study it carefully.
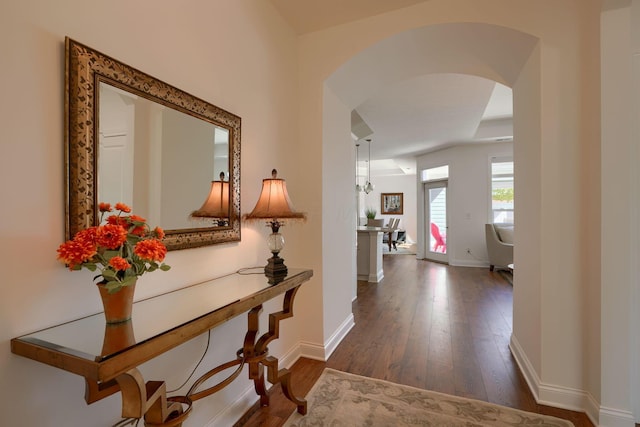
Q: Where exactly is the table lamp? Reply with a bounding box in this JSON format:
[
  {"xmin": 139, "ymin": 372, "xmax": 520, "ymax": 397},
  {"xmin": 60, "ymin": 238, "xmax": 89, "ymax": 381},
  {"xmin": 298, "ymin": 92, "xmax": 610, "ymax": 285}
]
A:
[
  {"xmin": 244, "ymin": 169, "xmax": 306, "ymax": 284},
  {"xmin": 190, "ymin": 172, "xmax": 230, "ymax": 226}
]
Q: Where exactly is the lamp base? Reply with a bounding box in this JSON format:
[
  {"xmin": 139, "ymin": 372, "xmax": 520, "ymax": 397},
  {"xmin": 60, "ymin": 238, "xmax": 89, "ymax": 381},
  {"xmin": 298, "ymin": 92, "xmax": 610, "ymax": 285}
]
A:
[{"xmin": 265, "ymin": 253, "xmax": 288, "ymax": 285}]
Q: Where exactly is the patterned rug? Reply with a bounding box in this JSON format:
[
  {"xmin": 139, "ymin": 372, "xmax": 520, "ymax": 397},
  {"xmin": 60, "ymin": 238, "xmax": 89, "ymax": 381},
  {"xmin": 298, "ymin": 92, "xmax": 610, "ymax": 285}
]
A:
[{"xmin": 284, "ymin": 369, "xmax": 573, "ymax": 426}]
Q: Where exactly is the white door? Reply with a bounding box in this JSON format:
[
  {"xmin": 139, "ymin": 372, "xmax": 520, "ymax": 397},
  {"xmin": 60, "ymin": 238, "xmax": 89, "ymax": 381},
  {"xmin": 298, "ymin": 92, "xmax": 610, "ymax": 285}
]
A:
[
  {"xmin": 424, "ymin": 181, "xmax": 448, "ymax": 263},
  {"xmin": 98, "ymin": 83, "xmax": 135, "ymax": 211},
  {"xmin": 99, "ymin": 131, "xmax": 133, "ymax": 208}
]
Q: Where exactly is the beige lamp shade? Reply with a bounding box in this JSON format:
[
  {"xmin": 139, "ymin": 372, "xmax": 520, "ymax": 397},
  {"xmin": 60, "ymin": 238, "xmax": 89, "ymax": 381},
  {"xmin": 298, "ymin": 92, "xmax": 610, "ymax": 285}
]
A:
[
  {"xmin": 244, "ymin": 169, "xmax": 306, "ymax": 221},
  {"xmin": 191, "ymin": 173, "xmax": 230, "ymax": 218},
  {"xmin": 245, "ymin": 169, "xmax": 305, "ymax": 284}
]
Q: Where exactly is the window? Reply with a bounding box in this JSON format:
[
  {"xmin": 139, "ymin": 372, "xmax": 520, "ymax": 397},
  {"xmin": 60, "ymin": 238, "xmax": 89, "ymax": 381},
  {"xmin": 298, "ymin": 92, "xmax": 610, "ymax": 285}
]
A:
[
  {"xmin": 491, "ymin": 157, "xmax": 514, "ymax": 224},
  {"xmin": 421, "ymin": 165, "xmax": 449, "ymax": 182}
]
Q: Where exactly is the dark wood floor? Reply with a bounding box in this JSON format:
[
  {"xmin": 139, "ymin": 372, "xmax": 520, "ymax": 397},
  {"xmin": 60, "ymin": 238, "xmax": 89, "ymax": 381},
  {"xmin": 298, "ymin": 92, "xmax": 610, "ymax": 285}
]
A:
[{"xmin": 237, "ymin": 255, "xmax": 594, "ymax": 427}]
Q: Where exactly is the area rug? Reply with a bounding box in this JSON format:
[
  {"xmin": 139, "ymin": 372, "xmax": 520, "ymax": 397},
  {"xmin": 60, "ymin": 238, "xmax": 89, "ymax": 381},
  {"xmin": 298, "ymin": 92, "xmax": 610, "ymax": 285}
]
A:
[
  {"xmin": 383, "ymin": 243, "xmax": 417, "ymax": 255},
  {"xmin": 284, "ymin": 369, "xmax": 573, "ymax": 426}
]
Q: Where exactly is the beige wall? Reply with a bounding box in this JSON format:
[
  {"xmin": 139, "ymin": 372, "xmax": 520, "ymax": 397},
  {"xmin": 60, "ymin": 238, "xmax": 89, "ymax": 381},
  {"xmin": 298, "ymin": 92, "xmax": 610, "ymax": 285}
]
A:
[
  {"xmin": 0, "ymin": 1, "xmax": 309, "ymax": 426},
  {"xmin": 601, "ymin": 3, "xmax": 635, "ymax": 424},
  {"xmin": 297, "ymin": 0, "xmax": 609, "ymax": 424},
  {"xmin": 511, "ymin": 42, "xmax": 544, "ymax": 392},
  {"xmin": 321, "ymin": 85, "xmax": 357, "ymax": 338},
  {"xmin": 2, "ymin": 0, "xmax": 638, "ymax": 426}
]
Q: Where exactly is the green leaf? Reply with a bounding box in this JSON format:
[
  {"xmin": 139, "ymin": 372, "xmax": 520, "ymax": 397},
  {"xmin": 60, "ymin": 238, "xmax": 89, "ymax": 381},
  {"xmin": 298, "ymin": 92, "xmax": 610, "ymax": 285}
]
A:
[
  {"xmin": 104, "ymin": 281, "xmax": 122, "ymax": 293},
  {"xmin": 102, "ymin": 269, "xmax": 117, "ymax": 279},
  {"xmin": 127, "ymin": 235, "xmax": 142, "ymax": 245},
  {"xmin": 132, "ymin": 262, "xmax": 144, "ymax": 275},
  {"xmin": 119, "ymin": 276, "xmax": 137, "ymax": 288},
  {"xmin": 160, "ymin": 264, "xmax": 171, "ymax": 271},
  {"xmin": 103, "ymin": 250, "xmax": 120, "ymax": 259},
  {"xmin": 84, "ymin": 263, "xmax": 98, "ymax": 272}
]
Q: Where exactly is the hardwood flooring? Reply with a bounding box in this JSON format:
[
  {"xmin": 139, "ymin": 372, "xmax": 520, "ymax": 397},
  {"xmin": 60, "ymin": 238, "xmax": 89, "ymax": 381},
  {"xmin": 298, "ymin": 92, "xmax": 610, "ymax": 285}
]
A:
[{"xmin": 236, "ymin": 255, "xmax": 594, "ymax": 427}]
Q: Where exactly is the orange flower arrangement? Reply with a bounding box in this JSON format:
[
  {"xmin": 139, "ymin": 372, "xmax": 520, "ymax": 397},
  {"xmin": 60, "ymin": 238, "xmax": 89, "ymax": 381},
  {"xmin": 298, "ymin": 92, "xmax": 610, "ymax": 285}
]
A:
[{"xmin": 57, "ymin": 202, "xmax": 170, "ymax": 293}]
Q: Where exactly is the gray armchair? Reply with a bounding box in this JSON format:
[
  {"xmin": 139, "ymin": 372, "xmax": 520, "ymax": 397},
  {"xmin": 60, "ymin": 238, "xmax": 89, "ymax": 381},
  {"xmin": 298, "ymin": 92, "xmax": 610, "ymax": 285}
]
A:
[{"xmin": 485, "ymin": 223, "xmax": 513, "ymax": 271}]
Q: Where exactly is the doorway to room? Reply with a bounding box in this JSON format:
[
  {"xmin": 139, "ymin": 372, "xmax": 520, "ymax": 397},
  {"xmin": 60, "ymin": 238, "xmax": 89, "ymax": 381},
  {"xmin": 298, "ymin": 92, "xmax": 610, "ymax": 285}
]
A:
[
  {"xmin": 321, "ymin": 20, "xmax": 545, "ymax": 416},
  {"xmin": 424, "ymin": 180, "xmax": 448, "ymax": 264}
]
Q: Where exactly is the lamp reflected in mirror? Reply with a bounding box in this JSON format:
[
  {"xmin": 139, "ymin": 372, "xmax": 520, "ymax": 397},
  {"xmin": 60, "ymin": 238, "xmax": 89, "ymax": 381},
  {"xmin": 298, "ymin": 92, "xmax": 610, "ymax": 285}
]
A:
[
  {"xmin": 191, "ymin": 172, "xmax": 230, "ymax": 227},
  {"xmin": 244, "ymin": 169, "xmax": 306, "ymax": 285}
]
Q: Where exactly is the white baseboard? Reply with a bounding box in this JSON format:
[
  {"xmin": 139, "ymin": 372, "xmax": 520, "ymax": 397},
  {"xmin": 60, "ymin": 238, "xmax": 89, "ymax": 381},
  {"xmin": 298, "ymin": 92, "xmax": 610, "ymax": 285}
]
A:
[
  {"xmin": 598, "ymin": 406, "xmax": 636, "ymax": 427},
  {"xmin": 204, "ymin": 344, "xmax": 310, "ymax": 427},
  {"xmin": 296, "ymin": 313, "xmax": 355, "ymax": 361},
  {"xmin": 357, "ymin": 272, "xmax": 384, "ymax": 282},
  {"xmin": 297, "ymin": 340, "xmax": 326, "ymax": 361},
  {"xmin": 449, "ymin": 259, "xmax": 488, "ymax": 267},
  {"xmin": 204, "ymin": 314, "xmax": 354, "ymax": 426},
  {"xmin": 508, "ymin": 335, "xmax": 541, "ymax": 399},
  {"xmin": 322, "ymin": 313, "xmax": 355, "ymax": 360},
  {"xmin": 538, "ymin": 383, "xmax": 593, "ymax": 416},
  {"xmin": 279, "ymin": 339, "xmax": 304, "ymax": 369},
  {"xmin": 205, "ymin": 384, "xmax": 259, "ymax": 427},
  {"xmin": 509, "ymin": 335, "xmax": 601, "ymax": 426},
  {"xmin": 585, "ymin": 393, "xmax": 601, "ymax": 426}
]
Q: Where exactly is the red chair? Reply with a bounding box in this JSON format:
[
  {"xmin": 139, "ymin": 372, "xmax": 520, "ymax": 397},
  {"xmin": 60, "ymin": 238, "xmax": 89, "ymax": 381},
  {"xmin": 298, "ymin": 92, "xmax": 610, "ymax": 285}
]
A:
[{"xmin": 430, "ymin": 222, "xmax": 446, "ymax": 253}]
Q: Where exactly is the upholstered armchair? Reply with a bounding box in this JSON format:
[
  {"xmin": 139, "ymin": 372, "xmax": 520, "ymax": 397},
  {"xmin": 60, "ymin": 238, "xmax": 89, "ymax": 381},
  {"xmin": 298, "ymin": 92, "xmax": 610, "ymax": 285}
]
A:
[{"xmin": 485, "ymin": 223, "xmax": 514, "ymax": 271}]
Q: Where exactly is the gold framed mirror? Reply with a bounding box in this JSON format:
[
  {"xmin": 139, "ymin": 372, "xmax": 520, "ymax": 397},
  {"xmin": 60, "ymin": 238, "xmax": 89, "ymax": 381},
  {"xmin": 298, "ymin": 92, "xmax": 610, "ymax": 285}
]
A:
[{"xmin": 65, "ymin": 37, "xmax": 240, "ymax": 250}]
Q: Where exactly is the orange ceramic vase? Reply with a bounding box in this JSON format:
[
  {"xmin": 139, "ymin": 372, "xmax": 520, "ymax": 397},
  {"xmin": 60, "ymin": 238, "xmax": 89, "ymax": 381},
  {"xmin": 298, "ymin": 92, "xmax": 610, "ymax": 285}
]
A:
[
  {"xmin": 101, "ymin": 320, "xmax": 136, "ymax": 356},
  {"xmin": 97, "ymin": 280, "xmax": 137, "ymax": 324}
]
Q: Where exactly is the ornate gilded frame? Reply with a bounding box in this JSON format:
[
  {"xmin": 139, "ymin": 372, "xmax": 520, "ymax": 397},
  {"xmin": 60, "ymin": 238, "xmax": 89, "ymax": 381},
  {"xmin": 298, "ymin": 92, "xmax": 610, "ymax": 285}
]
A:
[{"xmin": 65, "ymin": 37, "xmax": 241, "ymax": 250}]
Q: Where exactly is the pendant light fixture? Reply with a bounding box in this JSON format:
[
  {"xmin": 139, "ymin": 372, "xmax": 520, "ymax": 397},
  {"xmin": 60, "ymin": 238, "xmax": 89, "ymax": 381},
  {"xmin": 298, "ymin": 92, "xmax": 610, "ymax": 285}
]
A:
[
  {"xmin": 364, "ymin": 139, "xmax": 375, "ymax": 194},
  {"xmin": 355, "ymin": 143, "xmax": 363, "ymax": 192}
]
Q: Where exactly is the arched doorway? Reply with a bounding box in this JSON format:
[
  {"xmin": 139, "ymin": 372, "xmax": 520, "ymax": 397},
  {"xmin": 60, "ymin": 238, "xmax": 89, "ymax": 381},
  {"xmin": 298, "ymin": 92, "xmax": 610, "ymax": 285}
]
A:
[
  {"xmin": 317, "ymin": 19, "xmax": 545, "ymax": 408},
  {"xmin": 296, "ymin": 1, "xmax": 603, "ymax": 421}
]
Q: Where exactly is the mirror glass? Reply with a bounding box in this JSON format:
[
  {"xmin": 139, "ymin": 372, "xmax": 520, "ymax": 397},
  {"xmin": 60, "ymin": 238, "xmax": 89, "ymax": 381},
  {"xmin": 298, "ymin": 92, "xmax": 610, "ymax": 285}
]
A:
[
  {"xmin": 66, "ymin": 38, "xmax": 241, "ymax": 249},
  {"xmin": 98, "ymin": 82, "xmax": 230, "ymax": 230}
]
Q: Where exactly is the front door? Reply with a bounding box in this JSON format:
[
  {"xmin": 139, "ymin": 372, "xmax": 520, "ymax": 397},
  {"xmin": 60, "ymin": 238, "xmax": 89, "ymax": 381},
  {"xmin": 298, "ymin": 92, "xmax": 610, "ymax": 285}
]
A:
[{"xmin": 425, "ymin": 181, "xmax": 448, "ymax": 263}]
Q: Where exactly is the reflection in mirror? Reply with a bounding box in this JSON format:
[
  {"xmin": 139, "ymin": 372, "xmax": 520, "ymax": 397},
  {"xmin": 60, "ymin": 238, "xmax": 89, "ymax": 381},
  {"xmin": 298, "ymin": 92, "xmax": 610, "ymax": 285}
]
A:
[
  {"xmin": 98, "ymin": 83, "xmax": 230, "ymax": 230},
  {"xmin": 65, "ymin": 37, "xmax": 241, "ymax": 250},
  {"xmin": 190, "ymin": 172, "xmax": 230, "ymax": 227}
]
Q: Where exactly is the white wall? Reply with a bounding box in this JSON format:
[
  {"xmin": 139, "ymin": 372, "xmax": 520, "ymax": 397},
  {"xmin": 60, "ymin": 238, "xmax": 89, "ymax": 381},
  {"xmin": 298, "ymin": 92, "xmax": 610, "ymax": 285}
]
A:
[
  {"xmin": 510, "ymin": 41, "xmax": 544, "ymax": 397},
  {"xmin": 416, "ymin": 142, "xmax": 512, "ymax": 266},
  {"xmin": 601, "ymin": 2, "xmax": 637, "ymax": 425},
  {"xmin": 0, "ymin": 1, "xmax": 311, "ymax": 426},
  {"xmin": 298, "ymin": 0, "xmax": 606, "ymax": 424},
  {"xmin": 2, "ymin": 1, "xmax": 634, "ymax": 426},
  {"xmin": 360, "ymin": 174, "xmax": 417, "ymax": 243},
  {"xmin": 321, "ymin": 85, "xmax": 357, "ymax": 351}
]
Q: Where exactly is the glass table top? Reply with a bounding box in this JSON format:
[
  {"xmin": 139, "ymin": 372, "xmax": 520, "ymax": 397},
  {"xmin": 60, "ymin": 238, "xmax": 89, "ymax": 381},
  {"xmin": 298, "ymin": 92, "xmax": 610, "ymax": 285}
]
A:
[{"xmin": 15, "ymin": 268, "xmax": 310, "ymax": 361}]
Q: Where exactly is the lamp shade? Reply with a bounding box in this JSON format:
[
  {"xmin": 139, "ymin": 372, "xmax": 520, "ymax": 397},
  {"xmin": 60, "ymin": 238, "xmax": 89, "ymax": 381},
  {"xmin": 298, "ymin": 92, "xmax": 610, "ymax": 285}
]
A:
[
  {"xmin": 191, "ymin": 172, "xmax": 230, "ymax": 218},
  {"xmin": 244, "ymin": 169, "xmax": 306, "ymax": 221}
]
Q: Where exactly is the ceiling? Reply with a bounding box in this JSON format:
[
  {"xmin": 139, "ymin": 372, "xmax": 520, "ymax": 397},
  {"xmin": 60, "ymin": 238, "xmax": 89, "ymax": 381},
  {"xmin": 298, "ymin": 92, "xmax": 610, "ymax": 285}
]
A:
[
  {"xmin": 269, "ymin": 0, "xmax": 515, "ymax": 176},
  {"xmin": 268, "ymin": 0, "xmax": 434, "ymax": 35}
]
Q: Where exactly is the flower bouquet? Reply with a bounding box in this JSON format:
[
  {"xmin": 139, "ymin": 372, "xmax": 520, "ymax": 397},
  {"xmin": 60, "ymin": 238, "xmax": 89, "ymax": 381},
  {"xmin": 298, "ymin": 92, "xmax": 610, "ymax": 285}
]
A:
[{"xmin": 57, "ymin": 202, "xmax": 171, "ymax": 294}]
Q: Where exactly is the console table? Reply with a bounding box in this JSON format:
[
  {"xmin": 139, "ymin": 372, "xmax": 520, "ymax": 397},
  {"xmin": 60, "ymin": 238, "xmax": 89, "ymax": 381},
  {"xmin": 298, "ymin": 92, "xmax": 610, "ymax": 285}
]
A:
[{"xmin": 11, "ymin": 268, "xmax": 313, "ymax": 426}]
